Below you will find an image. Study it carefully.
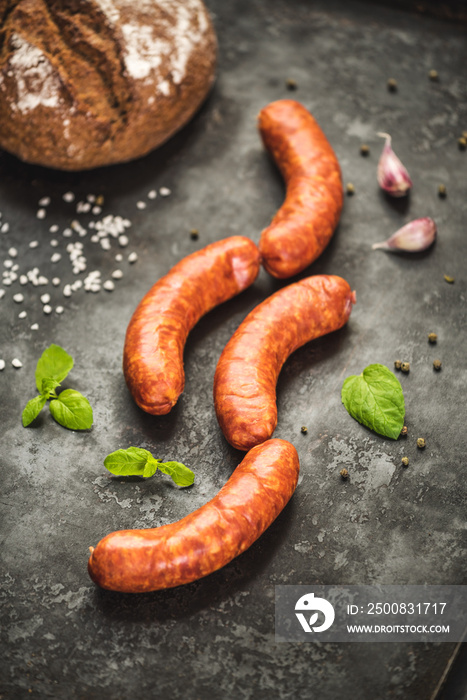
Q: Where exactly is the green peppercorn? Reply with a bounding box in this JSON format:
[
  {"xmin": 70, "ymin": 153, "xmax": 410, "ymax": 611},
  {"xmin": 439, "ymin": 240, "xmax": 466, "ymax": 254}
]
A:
[
  {"xmin": 438, "ymin": 184, "xmax": 447, "ymax": 198},
  {"xmin": 433, "ymin": 359, "xmax": 442, "ymax": 371},
  {"xmin": 417, "ymin": 437, "xmax": 426, "ymax": 449},
  {"xmin": 401, "ymin": 456, "xmax": 409, "ymax": 467},
  {"xmin": 340, "ymin": 468, "xmax": 349, "ymax": 479},
  {"xmin": 346, "ymin": 183, "xmax": 355, "ymax": 196},
  {"xmin": 387, "ymin": 78, "xmax": 397, "ymax": 92},
  {"xmin": 401, "ymin": 362, "xmax": 410, "ymax": 373},
  {"xmin": 428, "ymin": 332, "xmax": 438, "ymax": 344},
  {"xmin": 394, "ymin": 360, "xmax": 402, "ymax": 370},
  {"xmin": 301, "ymin": 426, "xmax": 308, "ymax": 434}
]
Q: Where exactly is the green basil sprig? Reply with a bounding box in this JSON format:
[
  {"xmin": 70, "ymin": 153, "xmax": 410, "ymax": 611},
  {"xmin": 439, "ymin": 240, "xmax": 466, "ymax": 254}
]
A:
[
  {"xmin": 22, "ymin": 344, "xmax": 93, "ymax": 430},
  {"xmin": 104, "ymin": 447, "xmax": 195, "ymax": 488},
  {"xmin": 341, "ymin": 363, "xmax": 405, "ymax": 439}
]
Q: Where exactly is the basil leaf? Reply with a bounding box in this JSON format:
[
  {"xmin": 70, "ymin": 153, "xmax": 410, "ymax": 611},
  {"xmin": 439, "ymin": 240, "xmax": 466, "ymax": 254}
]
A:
[
  {"xmin": 41, "ymin": 377, "xmax": 61, "ymax": 398},
  {"xmin": 104, "ymin": 447, "xmax": 157, "ymax": 477},
  {"xmin": 35, "ymin": 344, "xmax": 73, "ymax": 393},
  {"xmin": 49, "ymin": 389, "xmax": 93, "ymax": 430},
  {"xmin": 341, "ymin": 363, "xmax": 405, "ymax": 440},
  {"xmin": 158, "ymin": 461, "xmax": 195, "ymax": 488},
  {"xmin": 22, "ymin": 395, "xmax": 48, "ymax": 427}
]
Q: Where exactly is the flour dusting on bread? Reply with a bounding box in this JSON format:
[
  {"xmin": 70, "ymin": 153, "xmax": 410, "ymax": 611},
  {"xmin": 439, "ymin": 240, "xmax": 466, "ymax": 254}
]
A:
[{"xmin": 5, "ymin": 34, "xmax": 61, "ymax": 114}]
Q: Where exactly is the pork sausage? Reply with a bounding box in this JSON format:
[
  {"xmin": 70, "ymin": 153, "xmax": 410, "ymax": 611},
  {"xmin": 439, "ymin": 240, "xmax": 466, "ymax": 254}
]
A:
[
  {"xmin": 258, "ymin": 100, "xmax": 343, "ymax": 279},
  {"xmin": 88, "ymin": 438, "xmax": 299, "ymax": 592},
  {"xmin": 123, "ymin": 236, "xmax": 261, "ymax": 415},
  {"xmin": 214, "ymin": 275, "xmax": 355, "ymax": 451}
]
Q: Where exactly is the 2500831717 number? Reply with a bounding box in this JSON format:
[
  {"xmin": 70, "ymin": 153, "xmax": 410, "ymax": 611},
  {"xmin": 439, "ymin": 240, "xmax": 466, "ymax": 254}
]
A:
[{"xmin": 360, "ymin": 603, "xmax": 448, "ymax": 615}]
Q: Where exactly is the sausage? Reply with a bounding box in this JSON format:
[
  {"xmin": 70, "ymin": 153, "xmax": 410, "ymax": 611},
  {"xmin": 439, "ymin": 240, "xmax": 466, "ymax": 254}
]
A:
[
  {"xmin": 88, "ymin": 438, "xmax": 299, "ymax": 592},
  {"xmin": 123, "ymin": 236, "xmax": 261, "ymax": 415},
  {"xmin": 214, "ymin": 275, "xmax": 356, "ymax": 451},
  {"xmin": 258, "ymin": 100, "xmax": 343, "ymax": 279}
]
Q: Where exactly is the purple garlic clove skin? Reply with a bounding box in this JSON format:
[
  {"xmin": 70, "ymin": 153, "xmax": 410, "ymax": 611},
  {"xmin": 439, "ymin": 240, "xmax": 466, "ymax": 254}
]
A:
[
  {"xmin": 377, "ymin": 132, "xmax": 413, "ymax": 197},
  {"xmin": 372, "ymin": 217, "xmax": 437, "ymax": 252}
]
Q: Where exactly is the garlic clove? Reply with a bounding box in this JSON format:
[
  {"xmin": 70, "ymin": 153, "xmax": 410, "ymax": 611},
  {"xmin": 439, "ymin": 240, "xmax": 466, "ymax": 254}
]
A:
[
  {"xmin": 377, "ymin": 132, "xmax": 413, "ymax": 197},
  {"xmin": 372, "ymin": 217, "xmax": 437, "ymax": 252}
]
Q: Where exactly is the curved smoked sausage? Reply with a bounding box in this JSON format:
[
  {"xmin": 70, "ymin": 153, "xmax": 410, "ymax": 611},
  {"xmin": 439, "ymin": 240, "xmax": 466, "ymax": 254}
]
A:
[
  {"xmin": 123, "ymin": 236, "xmax": 261, "ymax": 415},
  {"xmin": 258, "ymin": 100, "xmax": 343, "ymax": 279},
  {"xmin": 88, "ymin": 439, "xmax": 299, "ymax": 592},
  {"xmin": 214, "ymin": 275, "xmax": 355, "ymax": 451}
]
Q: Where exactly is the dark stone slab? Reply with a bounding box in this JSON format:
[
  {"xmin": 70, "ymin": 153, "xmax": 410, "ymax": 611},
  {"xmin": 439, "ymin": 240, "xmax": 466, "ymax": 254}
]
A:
[{"xmin": 1, "ymin": 1, "xmax": 465, "ymax": 698}]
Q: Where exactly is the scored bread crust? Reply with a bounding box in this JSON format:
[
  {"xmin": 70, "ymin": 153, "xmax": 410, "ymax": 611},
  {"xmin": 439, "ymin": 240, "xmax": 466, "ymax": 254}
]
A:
[{"xmin": 0, "ymin": 0, "xmax": 217, "ymax": 170}]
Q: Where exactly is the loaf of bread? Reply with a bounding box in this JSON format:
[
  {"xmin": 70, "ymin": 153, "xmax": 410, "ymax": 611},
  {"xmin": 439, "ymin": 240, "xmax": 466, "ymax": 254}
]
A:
[{"xmin": 0, "ymin": 0, "xmax": 217, "ymax": 170}]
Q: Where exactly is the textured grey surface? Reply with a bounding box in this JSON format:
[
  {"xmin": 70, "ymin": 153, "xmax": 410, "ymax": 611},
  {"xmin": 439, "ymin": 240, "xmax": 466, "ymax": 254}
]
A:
[{"xmin": 1, "ymin": 1, "xmax": 466, "ymax": 698}]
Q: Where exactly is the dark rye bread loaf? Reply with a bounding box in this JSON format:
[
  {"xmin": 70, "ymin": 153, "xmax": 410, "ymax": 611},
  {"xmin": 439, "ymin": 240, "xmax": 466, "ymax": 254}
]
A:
[{"xmin": 0, "ymin": 0, "xmax": 217, "ymax": 170}]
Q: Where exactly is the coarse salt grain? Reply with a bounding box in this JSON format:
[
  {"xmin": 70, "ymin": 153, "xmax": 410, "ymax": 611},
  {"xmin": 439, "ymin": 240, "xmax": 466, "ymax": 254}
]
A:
[
  {"xmin": 63, "ymin": 228, "xmax": 72, "ymax": 238},
  {"xmin": 19, "ymin": 275, "xmax": 28, "ymax": 285},
  {"xmin": 92, "ymin": 206, "xmax": 102, "ymax": 215},
  {"xmin": 87, "ymin": 194, "xmax": 96, "ymax": 203},
  {"xmin": 49, "ymin": 224, "xmax": 59, "ymax": 233},
  {"xmin": 55, "ymin": 306, "xmax": 64, "ymax": 314},
  {"xmin": 63, "ymin": 285, "xmax": 72, "ymax": 297},
  {"xmin": 43, "ymin": 304, "xmax": 52, "ymax": 314},
  {"xmin": 63, "ymin": 192, "xmax": 75, "ymax": 202},
  {"xmin": 12, "ymin": 358, "xmax": 23, "ymax": 368},
  {"xmin": 40, "ymin": 293, "xmax": 51, "ymax": 304},
  {"xmin": 31, "ymin": 323, "xmax": 39, "ymax": 330},
  {"xmin": 76, "ymin": 201, "xmax": 91, "ymax": 214},
  {"xmin": 0, "ymin": 289, "xmax": 5, "ymax": 298},
  {"xmin": 103, "ymin": 280, "xmax": 115, "ymax": 291},
  {"xmin": 37, "ymin": 209, "xmax": 46, "ymax": 219},
  {"xmin": 118, "ymin": 235, "xmax": 129, "ymax": 247},
  {"xmin": 115, "ymin": 253, "xmax": 123, "ymax": 262},
  {"xmin": 111, "ymin": 269, "xmax": 123, "ymax": 279},
  {"xmin": 4, "ymin": 260, "xmax": 13, "ymax": 268},
  {"xmin": 13, "ymin": 293, "xmax": 24, "ymax": 303},
  {"xmin": 39, "ymin": 196, "xmax": 51, "ymax": 207},
  {"xmin": 52, "ymin": 277, "xmax": 60, "ymax": 286},
  {"xmin": 29, "ymin": 240, "xmax": 39, "ymax": 248},
  {"xmin": 159, "ymin": 187, "xmax": 171, "ymax": 197},
  {"xmin": 18, "ymin": 310, "xmax": 27, "ymax": 318},
  {"xmin": 51, "ymin": 253, "xmax": 61, "ymax": 263},
  {"xmin": 1, "ymin": 223, "xmax": 10, "ymax": 233},
  {"xmin": 148, "ymin": 189, "xmax": 157, "ymax": 199},
  {"xmin": 8, "ymin": 247, "xmax": 18, "ymax": 258},
  {"xmin": 0, "ymin": 359, "xmax": 5, "ymax": 370},
  {"xmin": 128, "ymin": 252, "xmax": 138, "ymax": 263},
  {"xmin": 136, "ymin": 201, "xmax": 147, "ymax": 210},
  {"xmin": 50, "ymin": 239, "xmax": 59, "ymax": 247}
]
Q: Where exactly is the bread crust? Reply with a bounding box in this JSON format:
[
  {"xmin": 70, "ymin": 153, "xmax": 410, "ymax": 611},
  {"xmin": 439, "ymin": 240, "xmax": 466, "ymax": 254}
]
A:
[{"xmin": 0, "ymin": 0, "xmax": 217, "ymax": 170}]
